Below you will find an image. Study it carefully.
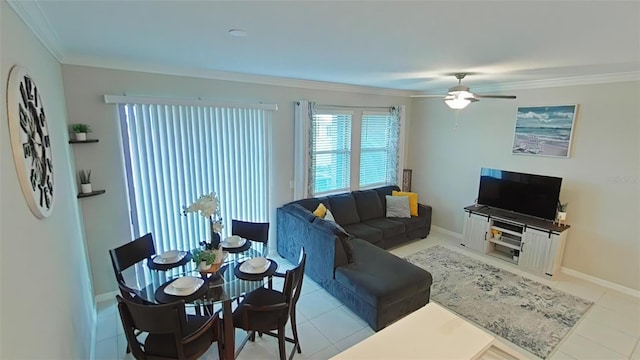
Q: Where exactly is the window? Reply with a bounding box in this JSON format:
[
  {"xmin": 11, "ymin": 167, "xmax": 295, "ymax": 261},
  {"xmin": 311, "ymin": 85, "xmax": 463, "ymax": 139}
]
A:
[
  {"xmin": 311, "ymin": 112, "xmax": 352, "ymax": 195},
  {"xmin": 360, "ymin": 112, "xmax": 398, "ymax": 188},
  {"xmin": 118, "ymin": 103, "xmax": 271, "ymax": 255},
  {"xmin": 296, "ymin": 102, "xmax": 402, "ymax": 198}
]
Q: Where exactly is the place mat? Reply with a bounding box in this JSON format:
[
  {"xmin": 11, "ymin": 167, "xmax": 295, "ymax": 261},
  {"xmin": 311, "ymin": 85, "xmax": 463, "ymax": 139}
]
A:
[
  {"xmin": 234, "ymin": 260, "xmax": 277, "ymax": 281},
  {"xmin": 147, "ymin": 252, "xmax": 192, "ymax": 271},
  {"xmin": 155, "ymin": 276, "xmax": 208, "ymax": 304}
]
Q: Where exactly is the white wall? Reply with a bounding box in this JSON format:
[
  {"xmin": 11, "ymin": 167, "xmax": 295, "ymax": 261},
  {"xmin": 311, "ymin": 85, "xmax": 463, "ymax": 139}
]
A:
[
  {"xmin": 60, "ymin": 64, "xmax": 413, "ymax": 296},
  {"xmin": 408, "ymin": 81, "xmax": 640, "ymax": 291},
  {"xmin": 0, "ymin": 2, "xmax": 95, "ymax": 358}
]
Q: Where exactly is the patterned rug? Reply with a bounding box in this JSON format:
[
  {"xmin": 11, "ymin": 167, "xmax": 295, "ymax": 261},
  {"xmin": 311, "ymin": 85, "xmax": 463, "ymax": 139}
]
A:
[{"xmin": 405, "ymin": 245, "xmax": 593, "ymax": 359}]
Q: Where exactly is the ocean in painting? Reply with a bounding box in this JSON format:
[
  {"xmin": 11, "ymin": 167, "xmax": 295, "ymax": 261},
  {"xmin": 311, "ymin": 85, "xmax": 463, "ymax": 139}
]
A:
[{"xmin": 512, "ymin": 105, "xmax": 577, "ymax": 156}]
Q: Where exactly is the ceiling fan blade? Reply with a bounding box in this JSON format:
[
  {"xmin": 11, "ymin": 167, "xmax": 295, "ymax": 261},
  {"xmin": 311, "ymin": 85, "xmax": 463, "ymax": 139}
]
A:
[
  {"xmin": 474, "ymin": 95, "xmax": 517, "ymax": 99},
  {"xmin": 410, "ymin": 94, "xmax": 444, "ymax": 98}
]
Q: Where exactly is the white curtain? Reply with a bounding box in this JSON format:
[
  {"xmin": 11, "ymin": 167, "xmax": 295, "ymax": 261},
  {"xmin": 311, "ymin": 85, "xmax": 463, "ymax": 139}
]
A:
[{"xmin": 118, "ymin": 103, "xmax": 272, "ymax": 254}]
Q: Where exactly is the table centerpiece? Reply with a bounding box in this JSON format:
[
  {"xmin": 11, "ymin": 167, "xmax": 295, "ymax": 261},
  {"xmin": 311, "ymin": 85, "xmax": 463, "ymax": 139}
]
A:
[{"xmin": 183, "ymin": 192, "xmax": 225, "ymax": 271}]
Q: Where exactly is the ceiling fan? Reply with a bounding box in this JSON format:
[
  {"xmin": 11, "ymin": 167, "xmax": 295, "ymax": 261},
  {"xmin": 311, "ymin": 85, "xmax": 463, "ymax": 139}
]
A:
[{"xmin": 411, "ymin": 73, "xmax": 516, "ymax": 109}]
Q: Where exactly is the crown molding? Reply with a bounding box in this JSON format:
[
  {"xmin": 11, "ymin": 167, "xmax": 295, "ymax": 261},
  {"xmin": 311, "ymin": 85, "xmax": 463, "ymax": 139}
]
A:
[
  {"xmin": 62, "ymin": 55, "xmax": 415, "ymax": 97},
  {"xmin": 7, "ymin": 0, "xmax": 65, "ymax": 62}
]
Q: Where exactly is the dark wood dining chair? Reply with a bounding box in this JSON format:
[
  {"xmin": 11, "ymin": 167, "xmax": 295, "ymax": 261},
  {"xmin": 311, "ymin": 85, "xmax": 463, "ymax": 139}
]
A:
[
  {"xmin": 117, "ymin": 295, "xmax": 224, "ymax": 360},
  {"xmin": 109, "ymin": 233, "xmax": 155, "ymax": 294},
  {"xmin": 232, "ymin": 248, "xmax": 306, "ymax": 360},
  {"xmin": 231, "ymin": 220, "xmax": 270, "ymax": 244}
]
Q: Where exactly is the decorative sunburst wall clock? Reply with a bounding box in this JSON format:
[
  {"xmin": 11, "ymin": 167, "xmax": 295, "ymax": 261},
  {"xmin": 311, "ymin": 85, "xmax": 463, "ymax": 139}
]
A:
[{"xmin": 7, "ymin": 65, "xmax": 54, "ymax": 219}]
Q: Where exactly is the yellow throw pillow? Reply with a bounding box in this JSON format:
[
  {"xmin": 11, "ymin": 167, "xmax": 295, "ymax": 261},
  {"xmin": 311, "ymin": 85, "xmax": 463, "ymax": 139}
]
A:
[
  {"xmin": 313, "ymin": 203, "xmax": 327, "ymax": 218},
  {"xmin": 392, "ymin": 191, "xmax": 418, "ymax": 216}
]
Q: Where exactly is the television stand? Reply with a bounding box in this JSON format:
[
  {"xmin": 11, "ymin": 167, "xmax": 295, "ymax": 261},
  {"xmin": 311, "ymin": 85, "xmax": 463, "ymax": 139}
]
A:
[{"xmin": 462, "ymin": 205, "xmax": 570, "ymax": 277}]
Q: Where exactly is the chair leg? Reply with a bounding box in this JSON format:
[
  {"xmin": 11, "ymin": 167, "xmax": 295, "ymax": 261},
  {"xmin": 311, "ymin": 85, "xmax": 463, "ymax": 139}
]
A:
[
  {"xmin": 249, "ymin": 330, "xmax": 256, "ymax": 342},
  {"xmin": 278, "ymin": 327, "xmax": 286, "ymax": 360},
  {"xmin": 290, "ymin": 310, "xmax": 302, "ymax": 353}
]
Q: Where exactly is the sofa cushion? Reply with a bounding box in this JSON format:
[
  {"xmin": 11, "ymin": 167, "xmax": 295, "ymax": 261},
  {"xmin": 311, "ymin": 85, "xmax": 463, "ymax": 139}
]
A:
[
  {"xmin": 352, "ymin": 190, "xmax": 384, "ymax": 221},
  {"xmin": 328, "ymin": 193, "xmax": 361, "ymax": 226},
  {"xmin": 284, "ymin": 204, "xmax": 316, "ymax": 223},
  {"xmin": 341, "ymin": 223, "xmax": 384, "ymax": 245},
  {"xmin": 362, "ymin": 218, "xmax": 406, "ymax": 238},
  {"xmin": 385, "ymin": 195, "xmax": 410, "ymax": 218},
  {"xmin": 374, "ymin": 185, "xmax": 401, "ymax": 214},
  {"xmin": 313, "ymin": 203, "xmax": 327, "ymax": 218},
  {"xmin": 311, "ymin": 218, "xmax": 352, "ymax": 265},
  {"xmin": 392, "ymin": 191, "xmax": 419, "ymax": 216},
  {"xmin": 389, "ymin": 215, "xmax": 426, "ymax": 232},
  {"xmin": 293, "ymin": 198, "xmax": 321, "ymax": 212},
  {"xmin": 335, "ymin": 238, "xmax": 432, "ymax": 308}
]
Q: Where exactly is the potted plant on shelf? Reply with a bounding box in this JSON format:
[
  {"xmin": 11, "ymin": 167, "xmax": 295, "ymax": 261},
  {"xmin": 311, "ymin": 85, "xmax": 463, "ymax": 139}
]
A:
[
  {"xmin": 557, "ymin": 202, "xmax": 568, "ymax": 224},
  {"xmin": 71, "ymin": 123, "xmax": 92, "ymax": 141},
  {"xmin": 79, "ymin": 169, "xmax": 92, "ymax": 194}
]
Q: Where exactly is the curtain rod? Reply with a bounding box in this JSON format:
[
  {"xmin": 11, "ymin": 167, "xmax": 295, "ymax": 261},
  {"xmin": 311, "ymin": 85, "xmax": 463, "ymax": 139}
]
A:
[
  {"xmin": 104, "ymin": 95, "xmax": 278, "ymax": 111},
  {"xmin": 316, "ymin": 103, "xmax": 395, "ymax": 110}
]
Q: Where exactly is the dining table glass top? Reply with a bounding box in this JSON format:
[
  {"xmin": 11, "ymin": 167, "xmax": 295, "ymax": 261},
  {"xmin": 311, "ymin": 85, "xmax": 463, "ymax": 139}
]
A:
[{"xmin": 132, "ymin": 240, "xmax": 273, "ymax": 306}]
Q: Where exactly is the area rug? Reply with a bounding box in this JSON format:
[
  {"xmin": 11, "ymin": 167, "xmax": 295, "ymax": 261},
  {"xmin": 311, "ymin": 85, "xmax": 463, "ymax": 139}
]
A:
[{"xmin": 405, "ymin": 245, "xmax": 593, "ymax": 359}]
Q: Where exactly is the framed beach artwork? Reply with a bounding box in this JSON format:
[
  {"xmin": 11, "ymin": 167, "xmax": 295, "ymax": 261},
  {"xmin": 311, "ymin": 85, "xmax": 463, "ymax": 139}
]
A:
[{"xmin": 512, "ymin": 105, "xmax": 578, "ymax": 158}]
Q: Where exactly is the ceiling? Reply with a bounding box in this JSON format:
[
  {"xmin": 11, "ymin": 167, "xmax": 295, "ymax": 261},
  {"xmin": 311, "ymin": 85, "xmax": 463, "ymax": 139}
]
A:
[{"xmin": 9, "ymin": 1, "xmax": 640, "ymax": 94}]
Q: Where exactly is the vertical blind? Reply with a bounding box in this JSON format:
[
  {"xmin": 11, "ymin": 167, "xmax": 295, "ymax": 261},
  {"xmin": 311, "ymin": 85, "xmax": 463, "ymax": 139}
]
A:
[
  {"xmin": 360, "ymin": 112, "xmax": 399, "ymax": 188},
  {"xmin": 311, "ymin": 112, "xmax": 352, "ymax": 195},
  {"xmin": 119, "ymin": 103, "xmax": 270, "ymax": 255}
]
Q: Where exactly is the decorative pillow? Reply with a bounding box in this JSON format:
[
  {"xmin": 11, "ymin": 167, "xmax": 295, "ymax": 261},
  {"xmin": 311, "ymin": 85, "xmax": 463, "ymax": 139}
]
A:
[
  {"xmin": 392, "ymin": 191, "xmax": 419, "ymax": 216},
  {"xmin": 385, "ymin": 195, "xmax": 411, "ymax": 218},
  {"xmin": 313, "ymin": 203, "xmax": 327, "ymax": 218},
  {"xmin": 324, "ymin": 208, "xmax": 335, "ymax": 222}
]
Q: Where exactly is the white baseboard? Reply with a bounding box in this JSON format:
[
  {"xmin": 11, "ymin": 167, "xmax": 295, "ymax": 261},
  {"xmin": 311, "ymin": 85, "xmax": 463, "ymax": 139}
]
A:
[
  {"xmin": 89, "ymin": 307, "xmax": 97, "ymax": 360},
  {"xmin": 431, "ymin": 225, "xmax": 463, "ymax": 240},
  {"xmin": 95, "ymin": 290, "xmax": 118, "ymax": 304},
  {"xmin": 560, "ymin": 267, "xmax": 640, "ymax": 298},
  {"xmin": 431, "ymin": 226, "xmax": 640, "ymax": 299}
]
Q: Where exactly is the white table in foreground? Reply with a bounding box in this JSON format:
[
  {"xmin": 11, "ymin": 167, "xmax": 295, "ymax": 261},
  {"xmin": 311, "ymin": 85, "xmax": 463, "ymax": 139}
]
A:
[{"xmin": 330, "ymin": 303, "xmax": 497, "ymax": 360}]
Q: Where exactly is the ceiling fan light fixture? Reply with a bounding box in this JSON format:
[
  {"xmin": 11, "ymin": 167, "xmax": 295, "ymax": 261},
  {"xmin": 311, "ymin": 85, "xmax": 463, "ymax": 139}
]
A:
[{"xmin": 444, "ymin": 90, "xmax": 474, "ymax": 109}]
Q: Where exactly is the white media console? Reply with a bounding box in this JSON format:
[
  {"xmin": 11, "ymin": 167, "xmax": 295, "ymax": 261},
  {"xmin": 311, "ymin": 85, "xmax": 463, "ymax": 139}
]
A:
[{"xmin": 462, "ymin": 205, "xmax": 570, "ymax": 277}]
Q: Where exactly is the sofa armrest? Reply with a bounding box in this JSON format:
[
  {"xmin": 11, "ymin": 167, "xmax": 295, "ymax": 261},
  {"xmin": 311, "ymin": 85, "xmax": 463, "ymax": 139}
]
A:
[
  {"xmin": 276, "ymin": 207, "xmax": 346, "ymax": 285},
  {"xmin": 418, "ymin": 203, "xmax": 432, "ymax": 217}
]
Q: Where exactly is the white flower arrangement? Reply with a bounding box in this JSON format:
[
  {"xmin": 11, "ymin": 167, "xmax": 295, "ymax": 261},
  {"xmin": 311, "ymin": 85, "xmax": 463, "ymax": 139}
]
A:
[
  {"xmin": 183, "ymin": 192, "xmax": 220, "ymax": 219},
  {"xmin": 183, "ymin": 192, "xmax": 224, "ymax": 239}
]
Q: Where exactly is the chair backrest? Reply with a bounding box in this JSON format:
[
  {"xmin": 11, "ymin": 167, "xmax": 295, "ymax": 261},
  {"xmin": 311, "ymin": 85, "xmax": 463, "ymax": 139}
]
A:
[
  {"xmin": 117, "ymin": 295, "xmax": 188, "ymax": 358},
  {"xmin": 109, "ymin": 233, "xmax": 156, "ymax": 283},
  {"xmin": 283, "ymin": 248, "xmax": 306, "ymax": 316},
  {"xmin": 231, "ymin": 220, "xmax": 270, "ymax": 244}
]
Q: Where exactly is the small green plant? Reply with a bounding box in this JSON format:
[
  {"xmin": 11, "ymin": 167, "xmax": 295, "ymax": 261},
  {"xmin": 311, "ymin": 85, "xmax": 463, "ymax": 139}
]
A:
[
  {"xmin": 79, "ymin": 170, "xmax": 92, "ymax": 184},
  {"xmin": 557, "ymin": 201, "xmax": 568, "ymax": 212},
  {"xmin": 71, "ymin": 123, "xmax": 92, "ymax": 133},
  {"xmin": 192, "ymin": 249, "xmax": 217, "ymax": 265}
]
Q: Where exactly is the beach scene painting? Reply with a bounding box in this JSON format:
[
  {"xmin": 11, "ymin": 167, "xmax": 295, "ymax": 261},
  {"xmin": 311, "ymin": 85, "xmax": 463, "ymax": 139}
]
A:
[{"xmin": 512, "ymin": 105, "xmax": 578, "ymax": 158}]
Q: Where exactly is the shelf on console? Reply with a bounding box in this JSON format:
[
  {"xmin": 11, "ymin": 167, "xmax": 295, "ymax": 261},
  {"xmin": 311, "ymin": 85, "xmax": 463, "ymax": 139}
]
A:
[
  {"xmin": 489, "ymin": 238, "xmax": 520, "ymax": 251},
  {"xmin": 490, "ymin": 225, "xmax": 522, "ymax": 238},
  {"xmin": 487, "ymin": 250, "xmax": 518, "ymax": 265}
]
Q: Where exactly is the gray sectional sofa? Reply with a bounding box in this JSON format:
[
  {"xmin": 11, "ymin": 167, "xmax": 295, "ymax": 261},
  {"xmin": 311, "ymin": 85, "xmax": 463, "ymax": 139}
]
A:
[{"xmin": 276, "ymin": 185, "xmax": 433, "ymax": 331}]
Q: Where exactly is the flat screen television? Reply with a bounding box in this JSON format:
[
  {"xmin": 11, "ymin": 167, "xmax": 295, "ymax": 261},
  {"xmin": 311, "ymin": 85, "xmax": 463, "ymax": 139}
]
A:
[{"xmin": 477, "ymin": 168, "xmax": 562, "ymax": 221}]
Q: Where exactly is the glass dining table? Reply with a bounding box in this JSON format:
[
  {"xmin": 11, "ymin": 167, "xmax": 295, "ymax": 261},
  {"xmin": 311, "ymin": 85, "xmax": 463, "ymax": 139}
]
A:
[{"xmin": 130, "ymin": 241, "xmax": 275, "ymax": 360}]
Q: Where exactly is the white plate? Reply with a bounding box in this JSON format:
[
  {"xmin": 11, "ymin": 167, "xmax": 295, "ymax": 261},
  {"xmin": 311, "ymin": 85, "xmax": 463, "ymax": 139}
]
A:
[
  {"xmin": 153, "ymin": 250, "xmax": 187, "ymax": 264},
  {"xmin": 163, "ymin": 276, "xmax": 204, "ymax": 296},
  {"xmin": 239, "ymin": 259, "xmax": 271, "ymax": 274},
  {"xmin": 220, "ymin": 237, "xmax": 247, "ymax": 249}
]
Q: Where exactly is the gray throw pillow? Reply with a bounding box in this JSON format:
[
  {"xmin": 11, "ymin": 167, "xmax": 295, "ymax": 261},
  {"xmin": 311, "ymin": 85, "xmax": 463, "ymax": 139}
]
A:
[{"xmin": 386, "ymin": 195, "xmax": 411, "ymax": 218}]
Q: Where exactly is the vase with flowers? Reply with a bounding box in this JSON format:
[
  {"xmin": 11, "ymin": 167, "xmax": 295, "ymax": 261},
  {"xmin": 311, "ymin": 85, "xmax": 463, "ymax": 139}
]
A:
[{"xmin": 182, "ymin": 192, "xmax": 224, "ymax": 249}]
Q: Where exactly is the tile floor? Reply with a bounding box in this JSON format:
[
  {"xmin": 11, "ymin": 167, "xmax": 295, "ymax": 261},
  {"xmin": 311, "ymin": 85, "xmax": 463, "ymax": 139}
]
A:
[{"xmin": 94, "ymin": 232, "xmax": 640, "ymax": 359}]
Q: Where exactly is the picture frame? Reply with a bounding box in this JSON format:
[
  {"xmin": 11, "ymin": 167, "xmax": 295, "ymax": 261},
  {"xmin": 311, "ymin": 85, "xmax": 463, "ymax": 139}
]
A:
[
  {"xmin": 512, "ymin": 105, "xmax": 578, "ymax": 158},
  {"xmin": 402, "ymin": 169, "xmax": 412, "ymax": 192}
]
